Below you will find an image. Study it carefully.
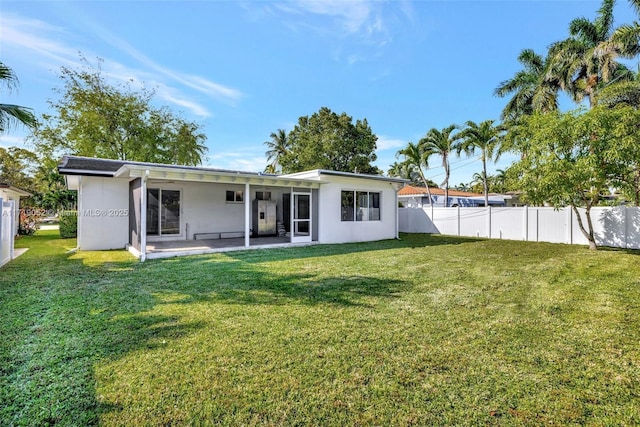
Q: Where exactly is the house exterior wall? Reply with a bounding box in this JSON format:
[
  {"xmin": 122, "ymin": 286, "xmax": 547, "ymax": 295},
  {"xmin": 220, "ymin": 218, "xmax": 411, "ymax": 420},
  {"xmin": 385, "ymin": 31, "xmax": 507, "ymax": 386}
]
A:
[
  {"xmin": 314, "ymin": 175, "xmax": 398, "ymax": 244},
  {"xmin": 0, "ymin": 189, "xmax": 22, "ymax": 236},
  {"xmin": 78, "ymin": 176, "xmax": 130, "ymax": 250},
  {"xmin": 179, "ymin": 182, "xmax": 245, "ymax": 239}
]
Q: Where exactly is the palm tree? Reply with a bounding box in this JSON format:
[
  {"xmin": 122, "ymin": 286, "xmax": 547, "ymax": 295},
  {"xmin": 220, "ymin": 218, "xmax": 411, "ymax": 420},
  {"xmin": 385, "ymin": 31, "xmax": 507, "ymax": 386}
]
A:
[
  {"xmin": 494, "ymin": 49, "xmax": 559, "ymax": 121},
  {"xmin": 263, "ymin": 129, "xmax": 290, "ymax": 174},
  {"xmin": 547, "ymin": 0, "xmax": 635, "ymax": 107},
  {"xmin": 419, "ymin": 124, "xmax": 460, "ymax": 207},
  {"xmin": 0, "ymin": 61, "xmax": 36, "ymax": 133},
  {"xmin": 396, "ymin": 142, "xmax": 433, "ymax": 205},
  {"xmin": 457, "ymin": 120, "xmax": 505, "ymax": 206}
]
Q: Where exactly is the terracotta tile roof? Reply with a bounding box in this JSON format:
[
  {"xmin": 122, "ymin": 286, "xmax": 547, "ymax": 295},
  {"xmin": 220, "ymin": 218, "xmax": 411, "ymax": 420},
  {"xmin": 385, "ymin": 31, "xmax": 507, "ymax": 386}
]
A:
[{"xmin": 398, "ymin": 185, "xmax": 482, "ymax": 198}]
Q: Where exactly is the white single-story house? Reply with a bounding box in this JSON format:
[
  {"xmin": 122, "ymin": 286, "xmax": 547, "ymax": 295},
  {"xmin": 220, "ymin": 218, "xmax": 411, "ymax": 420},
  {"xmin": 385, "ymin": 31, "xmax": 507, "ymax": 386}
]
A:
[
  {"xmin": 58, "ymin": 156, "xmax": 407, "ymax": 260},
  {"xmin": 398, "ymin": 185, "xmax": 507, "ymax": 208}
]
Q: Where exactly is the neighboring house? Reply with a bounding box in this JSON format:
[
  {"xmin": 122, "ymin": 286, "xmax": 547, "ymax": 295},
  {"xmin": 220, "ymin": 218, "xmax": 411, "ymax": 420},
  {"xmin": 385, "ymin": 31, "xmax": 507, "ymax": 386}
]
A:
[
  {"xmin": 0, "ymin": 183, "xmax": 31, "ymax": 236},
  {"xmin": 398, "ymin": 185, "xmax": 507, "ymax": 208},
  {"xmin": 58, "ymin": 156, "xmax": 406, "ymax": 260},
  {"xmin": 0, "ymin": 183, "xmax": 31, "ymax": 268}
]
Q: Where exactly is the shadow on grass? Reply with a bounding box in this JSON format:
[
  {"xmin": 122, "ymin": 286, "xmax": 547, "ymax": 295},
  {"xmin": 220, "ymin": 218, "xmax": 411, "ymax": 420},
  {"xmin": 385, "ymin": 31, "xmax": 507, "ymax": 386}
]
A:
[
  {"xmin": 1, "ymin": 232, "xmax": 208, "ymax": 425},
  {"xmin": 1, "ymin": 230, "xmax": 419, "ymax": 425}
]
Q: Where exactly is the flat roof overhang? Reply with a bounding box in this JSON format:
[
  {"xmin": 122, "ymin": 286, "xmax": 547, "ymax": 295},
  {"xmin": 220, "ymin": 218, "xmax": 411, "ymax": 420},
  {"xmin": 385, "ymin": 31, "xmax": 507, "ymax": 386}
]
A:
[{"xmin": 114, "ymin": 164, "xmax": 324, "ymax": 189}]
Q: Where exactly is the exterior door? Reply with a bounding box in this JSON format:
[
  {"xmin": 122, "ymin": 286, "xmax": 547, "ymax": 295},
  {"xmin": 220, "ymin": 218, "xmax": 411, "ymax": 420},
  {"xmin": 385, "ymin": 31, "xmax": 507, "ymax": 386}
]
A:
[
  {"xmin": 146, "ymin": 189, "xmax": 181, "ymax": 237},
  {"xmin": 291, "ymin": 192, "xmax": 311, "ymax": 243}
]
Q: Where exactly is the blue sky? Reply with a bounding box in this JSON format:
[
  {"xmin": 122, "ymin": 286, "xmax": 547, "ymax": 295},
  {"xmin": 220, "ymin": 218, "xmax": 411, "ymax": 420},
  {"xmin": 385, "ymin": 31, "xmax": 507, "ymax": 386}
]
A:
[{"xmin": 1, "ymin": 0, "xmax": 638, "ymax": 186}]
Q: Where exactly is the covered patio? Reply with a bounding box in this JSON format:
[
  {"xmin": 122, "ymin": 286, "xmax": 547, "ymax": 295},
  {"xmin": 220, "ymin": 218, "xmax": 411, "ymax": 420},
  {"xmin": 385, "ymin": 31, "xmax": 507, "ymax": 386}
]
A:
[{"xmin": 144, "ymin": 235, "xmax": 313, "ymax": 259}]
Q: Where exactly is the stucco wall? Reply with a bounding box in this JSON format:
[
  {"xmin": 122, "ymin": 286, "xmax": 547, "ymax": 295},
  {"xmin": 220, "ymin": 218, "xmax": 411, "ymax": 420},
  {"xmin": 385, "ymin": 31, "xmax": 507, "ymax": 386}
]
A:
[
  {"xmin": 0, "ymin": 189, "xmax": 22, "ymax": 236},
  {"xmin": 155, "ymin": 182, "xmax": 289, "ymax": 240},
  {"xmin": 316, "ymin": 175, "xmax": 398, "ymax": 244},
  {"xmin": 78, "ymin": 176, "xmax": 130, "ymax": 250}
]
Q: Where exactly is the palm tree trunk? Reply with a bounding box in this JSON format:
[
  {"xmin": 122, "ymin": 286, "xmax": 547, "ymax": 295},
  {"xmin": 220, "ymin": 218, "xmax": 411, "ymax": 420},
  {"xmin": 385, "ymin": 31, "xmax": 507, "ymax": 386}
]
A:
[{"xmin": 482, "ymin": 156, "xmax": 489, "ymax": 207}]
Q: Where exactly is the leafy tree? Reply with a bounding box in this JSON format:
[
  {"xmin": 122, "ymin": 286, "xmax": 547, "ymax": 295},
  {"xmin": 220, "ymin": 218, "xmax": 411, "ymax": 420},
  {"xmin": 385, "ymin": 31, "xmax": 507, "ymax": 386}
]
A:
[
  {"xmin": 0, "ymin": 147, "xmax": 37, "ymax": 191},
  {"xmin": 394, "ymin": 142, "xmax": 434, "ymax": 204},
  {"xmin": 388, "ymin": 160, "xmax": 438, "ymax": 188},
  {"xmin": 264, "ymin": 128, "xmax": 290, "ymax": 174},
  {"xmin": 547, "ymin": 0, "xmax": 635, "ymax": 108},
  {"xmin": 506, "ymin": 106, "xmax": 640, "ymax": 250},
  {"xmin": 0, "ymin": 61, "xmax": 36, "ymax": 133},
  {"xmin": 279, "ymin": 107, "xmax": 380, "ymax": 174},
  {"xmin": 31, "ymin": 56, "xmax": 207, "ymax": 165},
  {"xmin": 596, "ymin": 71, "xmax": 640, "ymax": 107},
  {"xmin": 419, "ymin": 125, "xmax": 460, "ymax": 207},
  {"xmin": 494, "ymin": 49, "xmax": 559, "ymax": 121},
  {"xmin": 32, "ymin": 157, "xmax": 77, "ymax": 210},
  {"xmin": 457, "ymin": 120, "xmax": 505, "ymax": 206}
]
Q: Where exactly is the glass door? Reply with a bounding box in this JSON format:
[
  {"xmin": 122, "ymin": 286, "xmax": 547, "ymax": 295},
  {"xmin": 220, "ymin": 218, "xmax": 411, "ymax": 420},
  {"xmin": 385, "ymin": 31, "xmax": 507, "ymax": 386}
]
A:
[
  {"xmin": 291, "ymin": 192, "xmax": 311, "ymax": 243},
  {"xmin": 146, "ymin": 189, "xmax": 181, "ymax": 237}
]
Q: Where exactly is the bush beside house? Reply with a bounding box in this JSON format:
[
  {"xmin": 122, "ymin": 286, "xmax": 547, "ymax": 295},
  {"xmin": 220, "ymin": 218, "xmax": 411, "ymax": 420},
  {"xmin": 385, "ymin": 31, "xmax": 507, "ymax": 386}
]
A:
[{"xmin": 59, "ymin": 211, "xmax": 77, "ymax": 238}]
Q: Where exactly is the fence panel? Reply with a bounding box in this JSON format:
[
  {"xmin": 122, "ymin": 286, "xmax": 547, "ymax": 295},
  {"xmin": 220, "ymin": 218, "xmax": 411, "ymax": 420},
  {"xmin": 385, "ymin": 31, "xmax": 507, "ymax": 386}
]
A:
[
  {"xmin": 490, "ymin": 207, "xmax": 525, "ymax": 240},
  {"xmin": 457, "ymin": 208, "xmax": 488, "ymax": 238},
  {"xmin": 431, "ymin": 207, "xmax": 460, "ymax": 236},
  {"xmin": 398, "ymin": 205, "xmax": 640, "ymax": 250}
]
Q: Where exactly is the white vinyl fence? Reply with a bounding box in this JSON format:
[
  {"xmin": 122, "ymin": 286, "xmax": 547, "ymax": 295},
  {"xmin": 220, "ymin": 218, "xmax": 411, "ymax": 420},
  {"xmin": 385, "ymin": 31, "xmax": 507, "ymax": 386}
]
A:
[
  {"xmin": 1, "ymin": 199, "xmax": 16, "ymax": 267},
  {"xmin": 399, "ymin": 206, "xmax": 640, "ymax": 249}
]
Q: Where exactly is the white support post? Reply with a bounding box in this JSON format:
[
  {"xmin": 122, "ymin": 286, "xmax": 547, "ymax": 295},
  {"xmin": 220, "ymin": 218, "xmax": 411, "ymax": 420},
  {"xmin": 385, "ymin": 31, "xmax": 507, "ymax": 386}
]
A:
[
  {"xmin": 140, "ymin": 170, "xmax": 149, "ymax": 262},
  {"xmin": 244, "ymin": 182, "xmax": 250, "ymax": 248},
  {"xmin": 457, "ymin": 205, "xmax": 461, "ymax": 236},
  {"xmin": 9, "ymin": 200, "xmax": 15, "ymax": 260},
  {"xmin": 487, "ymin": 206, "xmax": 492, "ymax": 239}
]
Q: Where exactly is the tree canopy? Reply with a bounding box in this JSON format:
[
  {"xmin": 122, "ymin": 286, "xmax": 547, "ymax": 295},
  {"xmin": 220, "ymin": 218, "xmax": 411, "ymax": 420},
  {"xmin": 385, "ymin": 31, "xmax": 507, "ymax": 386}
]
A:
[
  {"xmin": 278, "ymin": 107, "xmax": 380, "ymax": 174},
  {"xmin": 31, "ymin": 57, "xmax": 207, "ymax": 166},
  {"xmin": 507, "ymin": 106, "xmax": 640, "ymax": 249}
]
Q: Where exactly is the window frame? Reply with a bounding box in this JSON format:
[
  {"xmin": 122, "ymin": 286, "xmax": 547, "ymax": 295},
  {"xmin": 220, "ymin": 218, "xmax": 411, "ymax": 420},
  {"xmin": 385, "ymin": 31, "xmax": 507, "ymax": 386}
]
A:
[
  {"xmin": 225, "ymin": 190, "xmax": 244, "ymax": 203},
  {"xmin": 340, "ymin": 190, "xmax": 381, "ymax": 222}
]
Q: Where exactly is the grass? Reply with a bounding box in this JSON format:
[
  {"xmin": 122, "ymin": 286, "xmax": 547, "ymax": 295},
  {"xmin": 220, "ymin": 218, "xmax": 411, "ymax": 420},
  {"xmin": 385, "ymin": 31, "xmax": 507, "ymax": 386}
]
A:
[{"xmin": 1, "ymin": 230, "xmax": 640, "ymax": 426}]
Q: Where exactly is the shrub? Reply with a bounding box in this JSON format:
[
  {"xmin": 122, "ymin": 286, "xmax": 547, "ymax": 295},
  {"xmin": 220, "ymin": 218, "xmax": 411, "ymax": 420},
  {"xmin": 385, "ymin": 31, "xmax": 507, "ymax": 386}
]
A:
[
  {"xmin": 18, "ymin": 207, "xmax": 42, "ymax": 235},
  {"xmin": 59, "ymin": 210, "xmax": 77, "ymax": 238}
]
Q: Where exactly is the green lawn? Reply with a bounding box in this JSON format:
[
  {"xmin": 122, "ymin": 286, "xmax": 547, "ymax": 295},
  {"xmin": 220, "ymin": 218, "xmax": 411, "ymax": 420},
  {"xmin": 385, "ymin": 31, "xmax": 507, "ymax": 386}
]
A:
[{"xmin": 2, "ymin": 231, "xmax": 639, "ymax": 426}]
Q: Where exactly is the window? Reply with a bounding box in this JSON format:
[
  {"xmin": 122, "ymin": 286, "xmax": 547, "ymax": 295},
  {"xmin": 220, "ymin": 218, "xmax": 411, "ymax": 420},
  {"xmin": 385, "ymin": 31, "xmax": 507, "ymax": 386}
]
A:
[
  {"xmin": 341, "ymin": 190, "xmax": 380, "ymax": 221},
  {"xmin": 255, "ymin": 191, "xmax": 271, "ymax": 201},
  {"xmin": 226, "ymin": 190, "xmax": 244, "ymax": 203}
]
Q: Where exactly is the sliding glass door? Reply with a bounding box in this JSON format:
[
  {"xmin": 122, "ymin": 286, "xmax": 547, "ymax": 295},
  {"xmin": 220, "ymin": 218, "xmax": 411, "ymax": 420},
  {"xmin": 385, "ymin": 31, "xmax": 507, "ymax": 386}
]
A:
[{"xmin": 146, "ymin": 189, "xmax": 181, "ymax": 236}]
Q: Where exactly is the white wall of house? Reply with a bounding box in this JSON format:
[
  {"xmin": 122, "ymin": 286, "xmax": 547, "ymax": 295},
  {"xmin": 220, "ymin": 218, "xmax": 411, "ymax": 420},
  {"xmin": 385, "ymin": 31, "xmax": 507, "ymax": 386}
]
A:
[
  {"xmin": 0, "ymin": 189, "xmax": 22, "ymax": 236},
  {"xmin": 78, "ymin": 176, "xmax": 130, "ymax": 250},
  {"xmin": 314, "ymin": 174, "xmax": 399, "ymax": 244},
  {"xmin": 179, "ymin": 182, "xmax": 245, "ymax": 239},
  {"xmin": 149, "ymin": 182, "xmax": 290, "ymax": 240}
]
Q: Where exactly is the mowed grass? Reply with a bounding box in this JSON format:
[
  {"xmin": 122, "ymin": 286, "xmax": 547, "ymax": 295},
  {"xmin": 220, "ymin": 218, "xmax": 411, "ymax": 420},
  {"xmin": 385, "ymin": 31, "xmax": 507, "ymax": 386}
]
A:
[{"xmin": 1, "ymin": 231, "xmax": 639, "ymax": 426}]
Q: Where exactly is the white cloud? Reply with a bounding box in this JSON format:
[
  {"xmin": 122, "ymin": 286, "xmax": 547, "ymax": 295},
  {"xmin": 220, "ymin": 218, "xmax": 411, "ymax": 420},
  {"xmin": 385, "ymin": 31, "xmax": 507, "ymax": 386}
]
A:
[
  {"xmin": 272, "ymin": 0, "xmax": 391, "ymax": 44},
  {"xmin": 206, "ymin": 149, "xmax": 267, "ymax": 172},
  {"xmin": 376, "ymin": 135, "xmax": 407, "ymax": 151},
  {"xmin": 0, "ymin": 12, "xmax": 243, "ymax": 118},
  {"xmin": 0, "ymin": 135, "xmax": 28, "ymax": 149}
]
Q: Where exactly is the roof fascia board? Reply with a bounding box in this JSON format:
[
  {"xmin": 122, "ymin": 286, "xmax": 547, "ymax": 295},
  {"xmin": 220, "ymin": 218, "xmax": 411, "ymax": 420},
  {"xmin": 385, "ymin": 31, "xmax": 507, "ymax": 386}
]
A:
[{"xmin": 124, "ymin": 166, "xmax": 322, "ymax": 188}]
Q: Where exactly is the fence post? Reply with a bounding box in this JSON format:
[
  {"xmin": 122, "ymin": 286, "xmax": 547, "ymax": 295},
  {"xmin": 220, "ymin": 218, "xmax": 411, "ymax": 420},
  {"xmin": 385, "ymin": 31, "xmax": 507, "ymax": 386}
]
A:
[
  {"xmin": 624, "ymin": 206, "xmax": 629, "ymax": 249},
  {"xmin": 487, "ymin": 206, "xmax": 492, "ymax": 239},
  {"xmin": 567, "ymin": 207, "xmax": 573, "ymax": 245},
  {"xmin": 523, "ymin": 205, "xmax": 528, "ymax": 241},
  {"xmin": 536, "ymin": 209, "xmax": 539, "ymax": 242},
  {"xmin": 457, "ymin": 205, "xmax": 461, "ymax": 236}
]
